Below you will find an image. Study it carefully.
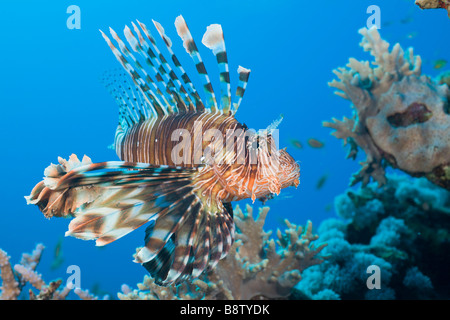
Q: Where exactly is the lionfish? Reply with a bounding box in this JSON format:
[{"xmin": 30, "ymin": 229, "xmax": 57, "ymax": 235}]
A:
[{"xmin": 25, "ymin": 15, "xmax": 300, "ymax": 286}]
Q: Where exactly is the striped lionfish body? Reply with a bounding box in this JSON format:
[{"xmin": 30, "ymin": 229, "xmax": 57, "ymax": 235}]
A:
[{"xmin": 25, "ymin": 16, "xmax": 300, "ymax": 286}]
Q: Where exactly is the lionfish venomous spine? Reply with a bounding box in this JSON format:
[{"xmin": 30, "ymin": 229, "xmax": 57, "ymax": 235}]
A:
[{"xmin": 26, "ymin": 15, "xmax": 300, "ymax": 286}]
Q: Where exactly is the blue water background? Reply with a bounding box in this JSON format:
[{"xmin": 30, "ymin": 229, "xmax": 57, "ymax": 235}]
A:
[{"xmin": 0, "ymin": 0, "xmax": 449, "ymax": 298}]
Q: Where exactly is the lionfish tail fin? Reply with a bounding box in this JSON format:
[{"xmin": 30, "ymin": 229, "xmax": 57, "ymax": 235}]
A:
[{"xmin": 26, "ymin": 154, "xmax": 234, "ymax": 286}]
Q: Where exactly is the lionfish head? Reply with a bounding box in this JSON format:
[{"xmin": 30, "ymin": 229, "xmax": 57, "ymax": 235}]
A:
[{"xmin": 277, "ymin": 148, "xmax": 300, "ymax": 189}]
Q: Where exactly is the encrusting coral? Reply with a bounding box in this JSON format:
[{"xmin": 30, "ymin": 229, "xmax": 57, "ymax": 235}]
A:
[
  {"xmin": 324, "ymin": 27, "xmax": 450, "ymax": 190},
  {"xmin": 296, "ymin": 174, "xmax": 450, "ymax": 299},
  {"xmin": 0, "ymin": 244, "xmax": 102, "ymax": 300},
  {"xmin": 415, "ymin": 0, "xmax": 450, "ymax": 17},
  {"xmin": 118, "ymin": 204, "xmax": 327, "ymax": 300}
]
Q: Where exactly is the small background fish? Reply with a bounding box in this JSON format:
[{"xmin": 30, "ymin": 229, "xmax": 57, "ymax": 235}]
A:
[
  {"xmin": 307, "ymin": 138, "xmax": 325, "ymax": 149},
  {"xmin": 433, "ymin": 59, "xmax": 447, "ymax": 69}
]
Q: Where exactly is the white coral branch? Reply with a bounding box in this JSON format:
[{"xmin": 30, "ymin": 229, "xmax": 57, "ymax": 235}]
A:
[{"xmin": 0, "ymin": 249, "xmax": 20, "ymax": 300}]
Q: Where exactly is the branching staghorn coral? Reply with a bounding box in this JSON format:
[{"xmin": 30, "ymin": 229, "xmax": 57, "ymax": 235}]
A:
[
  {"xmin": 0, "ymin": 244, "xmax": 68, "ymax": 300},
  {"xmin": 0, "ymin": 244, "xmax": 100, "ymax": 300},
  {"xmin": 0, "ymin": 250, "xmax": 20, "ymax": 300},
  {"xmin": 118, "ymin": 204, "xmax": 327, "ymax": 300},
  {"xmin": 415, "ymin": 0, "xmax": 450, "ymax": 17},
  {"xmin": 324, "ymin": 27, "xmax": 450, "ymax": 190}
]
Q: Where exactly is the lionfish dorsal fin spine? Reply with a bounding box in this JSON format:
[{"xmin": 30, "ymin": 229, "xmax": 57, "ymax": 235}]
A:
[
  {"xmin": 101, "ymin": 69, "xmax": 147, "ymax": 126},
  {"xmin": 232, "ymin": 65, "xmax": 251, "ymax": 113},
  {"xmin": 150, "ymin": 19, "xmax": 206, "ymax": 112},
  {"xmin": 132, "ymin": 20, "xmax": 193, "ymax": 112},
  {"xmin": 149, "ymin": 19, "xmax": 202, "ymax": 112},
  {"xmin": 108, "ymin": 27, "xmax": 173, "ymax": 116},
  {"xmin": 124, "ymin": 23, "xmax": 180, "ymax": 114},
  {"xmin": 101, "ymin": 16, "xmax": 251, "ymax": 126},
  {"xmin": 202, "ymin": 24, "xmax": 232, "ymax": 114},
  {"xmin": 175, "ymin": 15, "xmax": 218, "ymax": 113},
  {"xmin": 100, "ymin": 29, "xmax": 167, "ymax": 118}
]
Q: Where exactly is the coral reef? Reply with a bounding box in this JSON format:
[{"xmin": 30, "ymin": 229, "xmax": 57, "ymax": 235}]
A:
[
  {"xmin": 324, "ymin": 27, "xmax": 450, "ymax": 190},
  {"xmin": 415, "ymin": 0, "xmax": 450, "ymax": 17},
  {"xmin": 118, "ymin": 204, "xmax": 327, "ymax": 300},
  {"xmin": 0, "ymin": 250, "xmax": 21, "ymax": 300},
  {"xmin": 0, "ymin": 244, "xmax": 69, "ymax": 300},
  {"xmin": 0, "ymin": 244, "xmax": 102, "ymax": 300},
  {"xmin": 437, "ymin": 70, "xmax": 450, "ymax": 88},
  {"xmin": 295, "ymin": 174, "xmax": 450, "ymax": 299}
]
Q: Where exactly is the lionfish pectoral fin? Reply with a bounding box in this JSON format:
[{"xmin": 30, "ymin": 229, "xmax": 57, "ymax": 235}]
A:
[
  {"xmin": 136, "ymin": 191, "xmax": 235, "ymax": 286},
  {"xmin": 26, "ymin": 155, "xmax": 197, "ymax": 243},
  {"xmin": 26, "ymin": 154, "xmax": 235, "ymax": 286}
]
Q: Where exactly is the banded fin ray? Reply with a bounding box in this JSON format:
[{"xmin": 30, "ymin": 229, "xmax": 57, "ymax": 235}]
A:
[
  {"xmin": 232, "ymin": 66, "xmax": 251, "ymax": 114},
  {"xmin": 202, "ymin": 24, "xmax": 231, "ymax": 114},
  {"xmin": 150, "ymin": 19, "xmax": 205, "ymax": 112},
  {"xmin": 108, "ymin": 26, "xmax": 175, "ymax": 114},
  {"xmin": 101, "ymin": 29, "xmax": 169, "ymax": 118},
  {"xmin": 101, "ymin": 70, "xmax": 153, "ymax": 128},
  {"xmin": 102, "ymin": 15, "xmax": 252, "ymax": 121},
  {"xmin": 141, "ymin": 197, "xmax": 201, "ymax": 285},
  {"xmin": 127, "ymin": 21, "xmax": 192, "ymax": 113},
  {"xmin": 174, "ymin": 15, "xmax": 219, "ymax": 113},
  {"xmin": 123, "ymin": 24, "xmax": 181, "ymax": 113},
  {"xmin": 134, "ymin": 20, "xmax": 195, "ymax": 112}
]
